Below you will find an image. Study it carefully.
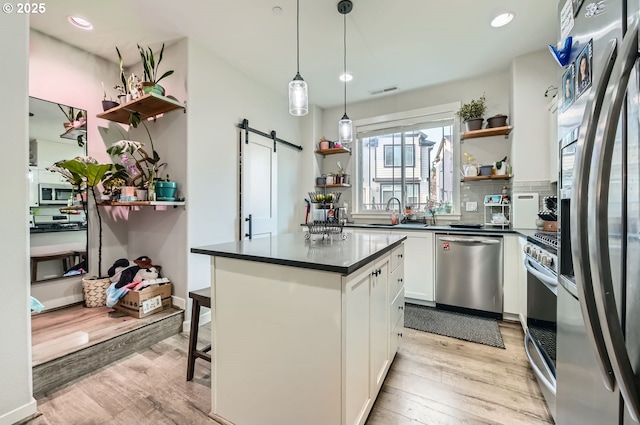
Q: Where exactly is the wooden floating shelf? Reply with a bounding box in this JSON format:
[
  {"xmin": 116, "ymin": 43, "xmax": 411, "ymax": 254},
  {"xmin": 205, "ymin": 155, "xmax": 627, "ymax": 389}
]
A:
[
  {"xmin": 96, "ymin": 93, "xmax": 186, "ymax": 124},
  {"xmin": 99, "ymin": 201, "xmax": 186, "ymax": 207},
  {"xmin": 461, "ymin": 126, "xmax": 512, "ymax": 140},
  {"xmin": 315, "ymin": 147, "xmax": 351, "ymax": 156},
  {"xmin": 461, "ymin": 174, "xmax": 512, "ymax": 182},
  {"xmin": 315, "ymin": 184, "xmax": 351, "ymax": 188}
]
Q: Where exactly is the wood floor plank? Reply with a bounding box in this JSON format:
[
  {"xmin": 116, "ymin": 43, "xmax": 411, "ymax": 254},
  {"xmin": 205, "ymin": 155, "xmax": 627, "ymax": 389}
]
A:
[{"xmin": 26, "ymin": 313, "xmax": 551, "ymax": 425}]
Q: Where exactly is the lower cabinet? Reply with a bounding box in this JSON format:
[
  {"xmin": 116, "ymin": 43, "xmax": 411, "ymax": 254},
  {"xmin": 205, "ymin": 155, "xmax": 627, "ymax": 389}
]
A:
[
  {"xmin": 344, "ymin": 245, "xmax": 404, "ymax": 425},
  {"xmin": 503, "ymin": 234, "xmax": 521, "ymax": 318},
  {"xmin": 403, "ymin": 231, "xmax": 434, "ymax": 302}
]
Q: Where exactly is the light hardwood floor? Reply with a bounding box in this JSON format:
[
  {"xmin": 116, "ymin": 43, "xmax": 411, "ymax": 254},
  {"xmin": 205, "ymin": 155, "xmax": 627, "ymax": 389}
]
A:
[{"xmin": 24, "ymin": 320, "xmax": 553, "ymax": 425}]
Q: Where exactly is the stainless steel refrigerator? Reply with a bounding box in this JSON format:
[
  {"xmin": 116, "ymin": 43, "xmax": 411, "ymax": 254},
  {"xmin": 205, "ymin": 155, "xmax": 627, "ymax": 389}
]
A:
[{"xmin": 556, "ymin": 0, "xmax": 640, "ymax": 423}]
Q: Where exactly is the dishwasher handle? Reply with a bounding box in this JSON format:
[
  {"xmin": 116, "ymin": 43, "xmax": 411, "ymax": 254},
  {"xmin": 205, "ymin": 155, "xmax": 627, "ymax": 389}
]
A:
[{"xmin": 439, "ymin": 236, "xmax": 501, "ymax": 245}]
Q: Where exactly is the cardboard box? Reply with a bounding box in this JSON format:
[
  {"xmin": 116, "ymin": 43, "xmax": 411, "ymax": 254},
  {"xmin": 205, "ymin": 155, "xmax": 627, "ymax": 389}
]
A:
[{"xmin": 114, "ymin": 283, "xmax": 172, "ymax": 318}]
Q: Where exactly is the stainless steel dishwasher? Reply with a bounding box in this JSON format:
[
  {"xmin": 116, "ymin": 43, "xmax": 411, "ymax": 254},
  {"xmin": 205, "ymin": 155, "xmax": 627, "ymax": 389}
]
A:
[{"xmin": 435, "ymin": 233, "xmax": 503, "ymax": 315}]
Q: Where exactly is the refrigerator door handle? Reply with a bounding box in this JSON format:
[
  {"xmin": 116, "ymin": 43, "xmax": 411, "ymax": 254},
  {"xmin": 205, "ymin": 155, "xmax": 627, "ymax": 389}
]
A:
[
  {"xmin": 571, "ymin": 37, "xmax": 618, "ymax": 392},
  {"xmin": 589, "ymin": 18, "xmax": 640, "ymax": 422}
]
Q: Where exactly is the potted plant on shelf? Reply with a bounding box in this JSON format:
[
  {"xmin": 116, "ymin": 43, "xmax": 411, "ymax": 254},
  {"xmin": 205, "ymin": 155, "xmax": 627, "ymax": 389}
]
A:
[
  {"xmin": 456, "ymin": 94, "xmax": 487, "ymax": 132},
  {"xmin": 137, "ymin": 43, "xmax": 174, "ymax": 96},
  {"xmin": 106, "ymin": 135, "xmax": 166, "ymax": 201},
  {"xmin": 101, "ymin": 82, "xmax": 119, "ymax": 111},
  {"xmin": 58, "ymin": 104, "xmax": 86, "ymax": 130},
  {"xmin": 115, "ymin": 46, "xmax": 132, "ymax": 104},
  {"xmin": 47, "ymin": 157, "xmax": 114, "ymax": 306}
]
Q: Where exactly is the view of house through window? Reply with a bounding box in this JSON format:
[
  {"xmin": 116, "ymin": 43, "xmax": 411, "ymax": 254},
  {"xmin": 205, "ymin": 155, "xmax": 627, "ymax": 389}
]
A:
[{"xmin": 357, "ymin": 115, "xmax": 455, "ymax": 215}]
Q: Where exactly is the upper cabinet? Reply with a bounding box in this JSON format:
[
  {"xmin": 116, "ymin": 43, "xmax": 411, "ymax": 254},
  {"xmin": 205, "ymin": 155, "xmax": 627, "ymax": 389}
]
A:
[
  {"xmin": 461, "ymin": 126, "xmax": 513, "ymax": 140},
  {"xmin": 96, "ymin": 93, "xmax": 185, "ymax": 124}
]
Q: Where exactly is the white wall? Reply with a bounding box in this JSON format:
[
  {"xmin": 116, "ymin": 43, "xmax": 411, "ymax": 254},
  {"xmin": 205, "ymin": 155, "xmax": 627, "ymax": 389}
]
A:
[
  {"xmin": 29, "ymin": 30, "xmax": 128, "ymax": 307},
  {"xmin": 319, "ymin": 71, "xmax": 512, "ymax": 210},
  {"xmin": 0, "ymin": 13, "xmax": 37, "ymax": 425},
  {"xmin": 510, "ymin": 49, "xmax": 557, "ymax": 182},
  {"xmin": 186, "ymin": 38, "xmax": 305, "ymax": 303},
  {"xmin": 125, "ymin": 38, "xmax": 189, "ymax": 307}
]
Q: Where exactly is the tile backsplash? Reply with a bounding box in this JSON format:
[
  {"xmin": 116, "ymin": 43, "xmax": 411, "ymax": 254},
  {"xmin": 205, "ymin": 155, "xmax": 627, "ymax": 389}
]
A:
[{"xmin": 459, "ymin": 180, "xmax": 557, "ymax": 225}]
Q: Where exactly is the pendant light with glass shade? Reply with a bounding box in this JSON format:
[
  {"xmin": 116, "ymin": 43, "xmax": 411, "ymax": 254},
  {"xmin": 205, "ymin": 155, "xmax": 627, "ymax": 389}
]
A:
[
  {"xmin": 288, "ymin": 0, "xmax": 308, "ymax": 116},
  {"xmin": 337, "ymin": 0, "xmax": 353, "ymax": 145}
]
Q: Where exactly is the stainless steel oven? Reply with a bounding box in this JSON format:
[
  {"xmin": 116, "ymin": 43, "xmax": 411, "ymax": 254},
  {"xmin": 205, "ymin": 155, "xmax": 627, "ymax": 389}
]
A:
[{"xmin": 524, "ymin": 232, "xmax": 558, "ymax": 421}]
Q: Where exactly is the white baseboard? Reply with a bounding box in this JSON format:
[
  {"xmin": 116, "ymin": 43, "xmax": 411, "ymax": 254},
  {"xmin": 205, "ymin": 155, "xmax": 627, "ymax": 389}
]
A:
[
  {"xmin": 404, "ymin": 297, "xmax": 436, "ymax": 308},
  {"xmin": 182, "ymin": 310, "xmax": 211, "ymax": 333},
  {"xmin": 171, "ymin": 295, "xmax": 186, "ymax": 310},
  {"xmin": 0, "ymin": 397, "xmax": 37, "ymax": 425}
]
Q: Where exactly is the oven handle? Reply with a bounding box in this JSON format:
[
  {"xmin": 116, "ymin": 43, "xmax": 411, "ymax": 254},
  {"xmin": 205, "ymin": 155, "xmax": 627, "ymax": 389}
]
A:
[
  {"xmin": 570, "ymin": 37, "xmax": 618, "ymax": 392},
  {"xmin": 588, "ymin": 18, "xmax": 640, "ymax": 422},
  {"xmin": 524, "ymin": 258, "xmax": 558, "ymax": 295},
  {"xmin": 524, "ymin": 331, "xmax": 556, "ymax": 396}
]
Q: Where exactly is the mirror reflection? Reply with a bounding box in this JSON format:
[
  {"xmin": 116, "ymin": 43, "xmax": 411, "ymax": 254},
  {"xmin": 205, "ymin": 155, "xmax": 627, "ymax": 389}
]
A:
[{"xmin": 29, "ymin": 97, "xmax": 88, "ymax": 283}]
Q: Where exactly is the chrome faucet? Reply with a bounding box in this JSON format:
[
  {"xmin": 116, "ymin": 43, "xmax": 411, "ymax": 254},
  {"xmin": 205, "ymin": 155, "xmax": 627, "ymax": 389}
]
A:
[{"xmin": 385, "ymin": 197, "xmax": 402, "ymax": 212}]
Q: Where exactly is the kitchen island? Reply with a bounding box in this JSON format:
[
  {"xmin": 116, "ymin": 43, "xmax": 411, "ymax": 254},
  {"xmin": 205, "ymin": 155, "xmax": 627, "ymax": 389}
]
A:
[{"xmin": 191, "ymin": 232, "xmax": 406, "ymax": 425}]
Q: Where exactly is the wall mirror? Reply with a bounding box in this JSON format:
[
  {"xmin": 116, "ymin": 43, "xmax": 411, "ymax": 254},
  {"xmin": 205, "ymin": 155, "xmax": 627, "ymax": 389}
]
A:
[{"xmin": 29, "ymin": 96, "xmax": 88, "ymax": 283}]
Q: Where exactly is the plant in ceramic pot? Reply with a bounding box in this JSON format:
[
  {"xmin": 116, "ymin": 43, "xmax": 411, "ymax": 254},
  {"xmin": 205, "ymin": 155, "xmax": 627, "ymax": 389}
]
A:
[
  {"xmin": 137, "ymin": 43, "xmax": 174, "ymax": 96},
  {"xmin": 456, "ymin": 94, "xmax": 487, "ymax": 131},
  {"xmin": 58, "ymin": 104, "xmax": 86, "ymax": 130},
  {"xmin": 106, "ymin": 139, "xmax": 165, "ymax": 195},
  {"xmin": 155, "ymin": 174, "xmax": 178, "ymax": 201}
]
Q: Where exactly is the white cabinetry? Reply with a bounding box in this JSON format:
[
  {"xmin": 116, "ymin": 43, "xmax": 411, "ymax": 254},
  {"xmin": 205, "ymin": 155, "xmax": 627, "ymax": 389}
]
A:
[
  {"xmin": 503, "ymin": 234, "xmax": 522, "ymax": 320},
  {"xmin": 389, "ymin": 244, "xmax": 405, "ymax": 357},
  {"xmin": 548, "ymin": 99, "xmax": 559, "ymax": 183},
  {"xmin": 369, "ymin": 256, "xmax": 390, "ymax": 397},
  {"xmin": 403, "ymin": 231, "xmax": 434, "ymax": 303},
  {"xmin": 29, "ymin": 167, "xmax": 39, "ymax": 207},
  {"xmin": 344, "ymin": 247, "xmax": 403, "ymax": 425}
]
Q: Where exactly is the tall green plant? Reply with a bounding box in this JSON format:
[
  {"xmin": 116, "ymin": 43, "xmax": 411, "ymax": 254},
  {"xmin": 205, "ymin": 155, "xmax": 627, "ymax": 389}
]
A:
[
  {"xmin": 50, "ymin": 157, "xmax": 113, "ymax": 277},
  {"xmin": 137, "ymin": 43, "xmax": 174, "ymax": 84},
  {"xmin": 115, "ymin": 46, "xmax": 130, "ymax": 94}
]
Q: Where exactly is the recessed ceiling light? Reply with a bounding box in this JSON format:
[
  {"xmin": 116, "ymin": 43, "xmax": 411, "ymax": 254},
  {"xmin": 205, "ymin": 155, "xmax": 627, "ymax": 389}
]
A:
[
  {"xmin": 491, "ymin": 12, "xmax": 514, "ymax": 28},
  {"xmin": 67, "ymin": 16, "xmax": 93, "ymax": 30},
  {"xmin": 340, "ymin": 73, "xmax": 353, "ymax": 82}
]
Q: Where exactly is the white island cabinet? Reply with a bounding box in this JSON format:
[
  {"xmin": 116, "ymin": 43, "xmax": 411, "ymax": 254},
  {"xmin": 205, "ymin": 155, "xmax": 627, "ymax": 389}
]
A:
[{"xmin": 192, "ymin": 232, "xmax": 406, "ymax": 425}]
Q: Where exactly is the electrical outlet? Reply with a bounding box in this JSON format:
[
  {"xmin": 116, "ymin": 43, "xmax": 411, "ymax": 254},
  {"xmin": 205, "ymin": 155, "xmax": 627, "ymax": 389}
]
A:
[{"xmin": 465, "ymin": 201, "xmax": 478, "ymax": 212}]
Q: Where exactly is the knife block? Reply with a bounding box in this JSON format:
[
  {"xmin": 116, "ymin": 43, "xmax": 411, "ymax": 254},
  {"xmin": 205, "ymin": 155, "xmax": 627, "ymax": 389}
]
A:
[{"xmin": 543, "ymin": 221, "xmax": 558, "ymax": 232}]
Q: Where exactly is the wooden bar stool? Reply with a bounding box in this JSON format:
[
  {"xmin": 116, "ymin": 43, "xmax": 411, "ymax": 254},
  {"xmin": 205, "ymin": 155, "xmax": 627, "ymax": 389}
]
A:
[{"xmin": 187, "ymin": 287, "xmax": 211, "ymax": 381}]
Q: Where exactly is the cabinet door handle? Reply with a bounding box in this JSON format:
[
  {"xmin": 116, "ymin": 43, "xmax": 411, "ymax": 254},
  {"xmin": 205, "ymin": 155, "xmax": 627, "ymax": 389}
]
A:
[
  {"xmin": 398, "ymin": 305, "xmax": 404, "ymax": 311},
  {"xmin": 372, "ymin": 270, "xmax": 378, "ymax": 277},
  {"xmin": 398, "ymin": 253, "xmax": 403, "ymax": 259},
  {"xmin": 378, "ymin": 268, "xmax": 382, "ymax": 274},
  {"xmin": 398, "ymin": 278, "xmax": 403, "ymax": 283},
  {"xmin": 398, "ymin": 332, "xmax": 403, "ymax": 338}
]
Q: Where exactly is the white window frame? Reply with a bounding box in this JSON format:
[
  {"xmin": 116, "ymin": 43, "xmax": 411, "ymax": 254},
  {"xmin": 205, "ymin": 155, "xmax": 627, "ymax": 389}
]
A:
[{"xmin": 352, "ymin": 102, "xmax": 462, "ymax": 220}]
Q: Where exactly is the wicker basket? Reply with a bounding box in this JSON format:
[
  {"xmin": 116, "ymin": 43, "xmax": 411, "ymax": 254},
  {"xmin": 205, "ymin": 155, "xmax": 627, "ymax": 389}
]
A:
[{"xmin": 82, "ymin": 277, "xmax": 111, "ymax": 308}]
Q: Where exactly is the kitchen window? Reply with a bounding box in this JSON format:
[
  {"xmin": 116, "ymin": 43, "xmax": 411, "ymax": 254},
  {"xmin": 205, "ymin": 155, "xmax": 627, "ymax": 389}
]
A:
[{"xmin": 354, "ymin": 103, "xmax": 459, "ymax": 214}]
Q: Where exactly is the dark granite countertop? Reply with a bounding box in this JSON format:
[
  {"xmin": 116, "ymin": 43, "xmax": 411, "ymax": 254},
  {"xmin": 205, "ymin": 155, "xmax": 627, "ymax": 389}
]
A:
[
  {"xmin": 30, "ymin": 225, "xmax": 87, "ymax": 234},
  {"xmin": 191, "ymin": 232, "xmax": 407, "ymax": 275}
]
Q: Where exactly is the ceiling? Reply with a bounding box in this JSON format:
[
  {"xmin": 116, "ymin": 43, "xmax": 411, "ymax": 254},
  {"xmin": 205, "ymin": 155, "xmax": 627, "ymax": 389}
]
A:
[{"xmin": 29, "ymin": 0, "xmax": 558, "ymax": 109}]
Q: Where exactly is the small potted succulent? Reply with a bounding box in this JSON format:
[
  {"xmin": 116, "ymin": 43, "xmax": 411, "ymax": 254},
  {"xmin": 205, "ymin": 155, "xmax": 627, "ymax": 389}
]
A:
[{"xmin": 456, "ymin": 94, "xmax": 487, "ymax": 131}]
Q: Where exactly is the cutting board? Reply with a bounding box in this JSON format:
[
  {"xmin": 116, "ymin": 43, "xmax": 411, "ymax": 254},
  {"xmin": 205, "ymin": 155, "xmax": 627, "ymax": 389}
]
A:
[{"xmin": 512, "ymin": 193, "xmax": 540, "ymax": 229}]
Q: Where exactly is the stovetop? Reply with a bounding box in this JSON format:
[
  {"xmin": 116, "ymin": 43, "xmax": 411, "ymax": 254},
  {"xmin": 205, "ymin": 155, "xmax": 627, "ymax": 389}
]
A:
[{"xmin": 529, "ymin": 231, "xmax": 559, "ymax": 252}]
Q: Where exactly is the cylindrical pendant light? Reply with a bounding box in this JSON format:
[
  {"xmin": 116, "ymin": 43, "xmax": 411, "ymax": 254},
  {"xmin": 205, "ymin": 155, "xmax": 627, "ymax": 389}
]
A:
[
  {"xmin": 338, "ymin": 0, "xmax": 353, "ymax": 145},
  {"xmin": 289, "ymin": 0, "xmax": 308, "ymax": 116}
]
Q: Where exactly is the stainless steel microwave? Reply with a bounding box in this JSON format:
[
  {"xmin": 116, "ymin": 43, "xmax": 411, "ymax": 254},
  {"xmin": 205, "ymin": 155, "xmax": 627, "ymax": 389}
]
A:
[{"xmin": 39, "ymin": 183, "xmax": 73, "ymax": 205}]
